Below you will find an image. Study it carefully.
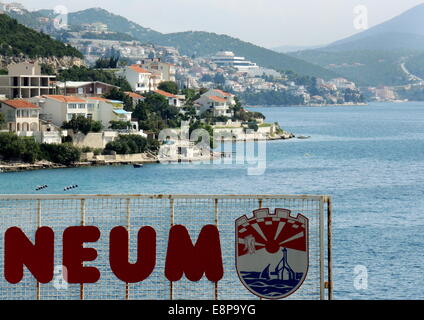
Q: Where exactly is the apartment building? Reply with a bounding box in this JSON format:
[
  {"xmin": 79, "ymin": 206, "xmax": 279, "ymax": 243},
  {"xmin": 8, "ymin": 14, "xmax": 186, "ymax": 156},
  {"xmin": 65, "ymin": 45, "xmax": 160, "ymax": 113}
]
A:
[{"xmin": 0, "ymin": 62, "xmax": 56, "ymax": 99}]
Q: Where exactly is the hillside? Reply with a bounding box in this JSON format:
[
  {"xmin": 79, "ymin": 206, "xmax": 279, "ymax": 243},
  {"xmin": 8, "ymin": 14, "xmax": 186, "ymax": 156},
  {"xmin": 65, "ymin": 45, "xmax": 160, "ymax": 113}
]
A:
[
  {"xmin": 328, "ymin": 3, "xmax": 424, "ymax": 49},
  {"xmin": 405, "ymin": 53, "xmax": 424, "ymax": 80},
  {"xmin": 291, "ymin": 49, "xmax": 415, "ymax": 86},
  {"xmin": 14, "ymin": 7, "xmax": 338, "ymax": 80},
  {"xmin": 151, "ymin": 31, "xmax": 339, "ymax": 79},
  {"xmin": 0, "ymin": 14, "xmax": 83, "ymax": 59},
  {"xmin": 67, "ymin": 8, "xmax": 162, "ymax": 43},
  {"xmin": 289, "ymin": 4, "xmax": 424, "ymax": 86},
  {"xmin": 325, "ymin": 33, "xmax": 424, "ymax": 52}
]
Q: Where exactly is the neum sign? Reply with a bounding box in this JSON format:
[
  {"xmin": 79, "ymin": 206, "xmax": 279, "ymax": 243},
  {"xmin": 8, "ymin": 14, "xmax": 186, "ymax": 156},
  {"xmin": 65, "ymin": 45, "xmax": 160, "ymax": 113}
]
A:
[{"xmin": 4, "ymin": 225, "xmax": 224, "ymax": 284}]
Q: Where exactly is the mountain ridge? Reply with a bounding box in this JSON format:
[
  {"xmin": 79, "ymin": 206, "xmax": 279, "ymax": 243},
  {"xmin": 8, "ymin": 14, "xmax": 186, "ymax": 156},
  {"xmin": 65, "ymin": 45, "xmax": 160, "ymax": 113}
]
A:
[{"xmin": 19, "ymin": 7, "xmax": 339, "ymax": 80}]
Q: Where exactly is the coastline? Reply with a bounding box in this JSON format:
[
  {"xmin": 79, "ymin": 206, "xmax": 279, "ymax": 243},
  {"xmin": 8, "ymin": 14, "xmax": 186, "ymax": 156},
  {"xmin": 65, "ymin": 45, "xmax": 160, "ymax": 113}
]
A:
[
  {"xmin": 246, "ymin": 102, "xmax": 369, "ymax": 108},
  {"xmin": 0, "ymin": 133, "xmax": 295, "ymax": 173}
]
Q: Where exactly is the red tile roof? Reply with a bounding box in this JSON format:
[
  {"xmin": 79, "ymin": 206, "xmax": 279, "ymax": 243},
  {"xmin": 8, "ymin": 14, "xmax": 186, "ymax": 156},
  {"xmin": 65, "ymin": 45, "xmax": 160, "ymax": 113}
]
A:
[
  {"xmin": 154, "ymin": 89, "xmax": 177, "ymax": 98},
  {"xmin": 129, "ymin": 65, "xmax": 151, "ymax": 74},
  {"xmin": 125, "ymin": 91, "xmax": 145, "ymax": 99},
  {"xmin": 207, "ymin": 96, "xmax": 227, "ymax": 103},
  {"xmin": 86, "ymin": 97, "xmax": 111, "ymax": 102},
  {"xmin": 44, "ymin": 95, "xmax": 87, "ymax": 103},
  {"xmin": 213, "ymin": 89, "xmax": 232, "ymax": 97},
  {"xmin": 2, "ymin": 100, "xmax": 39, "ymax": 109}
]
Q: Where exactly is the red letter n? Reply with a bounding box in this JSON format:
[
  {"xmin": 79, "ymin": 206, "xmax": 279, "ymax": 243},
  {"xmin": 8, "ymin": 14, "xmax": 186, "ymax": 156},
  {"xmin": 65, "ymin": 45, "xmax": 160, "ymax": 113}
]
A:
[
  {"xmin": 63, "ymin": 226, "xmax": 100, "ymax": 283},
  {"xmin": 4, "ymin": 227, "xmax": 54, "ymax": 284},
  {"xmin": 165, "ymin": 225, "xmax": 223, "ymax": 282},
  {"xmin": 109, "ymin": 226, "xmax": 156, "ymax": 283}
]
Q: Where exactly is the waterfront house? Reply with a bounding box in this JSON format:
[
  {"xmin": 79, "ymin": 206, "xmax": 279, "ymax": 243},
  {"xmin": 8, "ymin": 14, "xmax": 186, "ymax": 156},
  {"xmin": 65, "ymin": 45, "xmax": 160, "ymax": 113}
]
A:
[
  {"xmin": 85, "ymin": 97, "xmax": 137, "ymax": 130},
  {"xmin": 202, "ymin": 89, "xmax": 236, "ymax": 106},
  {"xmin": 31, "ymin": 95, "xmax": 89, "ymax": 127},
  {"xmin": 0, "ymin": 99, "xmax": 40, "ymax": 132},
  {"xmin": 194, "ymin": 95, "xmax": 233, "ymax": 117},
  {"xmin": 0, "ymin": 62, "xmax": 56, "ymax": 99},
  {"xmin": 30, "ymin": 95, "xmax": 139, "ymax": 131}
]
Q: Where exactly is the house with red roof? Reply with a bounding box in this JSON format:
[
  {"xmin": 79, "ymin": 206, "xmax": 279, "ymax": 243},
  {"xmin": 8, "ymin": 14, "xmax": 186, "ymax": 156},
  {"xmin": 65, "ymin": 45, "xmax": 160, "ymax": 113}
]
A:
[
  {"xmin": 124, "ymin": 91, "xmax": 145, "ymax": 107},
  {"xmin": 29, "ymin": 95, "xmax": 137, "ymax": 131},
  {"xmin": 118, "ymin": 65, "xmax": 154, "ymax": 93},
  {"xmin": 153, "ymin": 89, "xmax": 185, "ymax": 107},
  {"xmin": 0, "ymin": 99, "xmax": 40, "ymax": 132},
  {"xmin": 202, "ymin": 89, "xmax": 236, "ymax": 106},
  {"xmin": 194, "ymin": 94, "xmax": 233, "ymax": 117}
]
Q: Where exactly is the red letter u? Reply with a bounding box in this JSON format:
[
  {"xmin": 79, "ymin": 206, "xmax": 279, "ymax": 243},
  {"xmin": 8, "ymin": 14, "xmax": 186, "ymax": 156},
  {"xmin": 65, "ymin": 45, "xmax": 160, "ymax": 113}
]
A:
[{"xmin": 109, "ymin": 226, "xmax": 156, "ymax": 283}]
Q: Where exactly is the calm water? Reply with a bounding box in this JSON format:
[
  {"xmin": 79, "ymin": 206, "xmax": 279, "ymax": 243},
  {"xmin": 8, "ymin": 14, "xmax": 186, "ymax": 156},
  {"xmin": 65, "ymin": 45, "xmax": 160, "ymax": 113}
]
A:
[{"xmin": 1, "ymin": 102, "xmax": 424, "ymax": 299}]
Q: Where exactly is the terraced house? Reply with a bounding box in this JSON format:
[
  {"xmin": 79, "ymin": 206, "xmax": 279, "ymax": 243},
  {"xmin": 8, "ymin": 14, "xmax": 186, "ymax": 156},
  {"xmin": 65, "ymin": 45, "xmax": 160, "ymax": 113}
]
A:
[{"xmin": 0, "ymin": 99, "xmax": 39, "ymax": 132}]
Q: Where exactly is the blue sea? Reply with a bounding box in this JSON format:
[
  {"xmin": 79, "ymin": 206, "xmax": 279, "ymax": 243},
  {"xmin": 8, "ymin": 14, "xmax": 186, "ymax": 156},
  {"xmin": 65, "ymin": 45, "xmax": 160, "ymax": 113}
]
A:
[{"xmin": 1, "ymin": 102, "xmax": 424, "ymax": 300}]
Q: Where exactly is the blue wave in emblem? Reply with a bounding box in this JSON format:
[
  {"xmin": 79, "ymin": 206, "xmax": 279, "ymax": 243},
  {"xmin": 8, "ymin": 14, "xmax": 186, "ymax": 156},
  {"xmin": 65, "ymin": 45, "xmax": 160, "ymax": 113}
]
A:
[{"xmin": 240, "ymin": 271, "xmax": 303, "ymax": 298}]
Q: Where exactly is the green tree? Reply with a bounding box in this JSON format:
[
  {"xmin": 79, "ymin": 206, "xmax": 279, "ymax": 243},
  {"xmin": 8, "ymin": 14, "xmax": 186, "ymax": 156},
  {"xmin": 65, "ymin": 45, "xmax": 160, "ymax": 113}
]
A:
[
  {"xmin": 103, "ymin": 87, "xmax": 134, "ymax": 111},
  {"xmin": 0, "ymin": 113, "xmax": 5, "ymax": 129},
  {"xmin": 109, "ymin": 120, "xmax": 132, "ymax": 130},
  {"xmin": 61, "ymin": 115, "xmax": 103, "ymax": 135},
  {"xmin": 0, "ymin": 133, "xmax": 42, "ymax": 163},
  {"xmin": 57, "ymin": 66, "xmax": 132, "ymax": 92},
  {"xmin": 104, "ymin": 135, "xmax": 149, "ymax": 154},
  {"xmin": 40, "ymin": 143, "xmax": 81, "ymax": 165},
  {"xmin": 158, "ymin": 81, "xmax": 179, "ymax": 95}
]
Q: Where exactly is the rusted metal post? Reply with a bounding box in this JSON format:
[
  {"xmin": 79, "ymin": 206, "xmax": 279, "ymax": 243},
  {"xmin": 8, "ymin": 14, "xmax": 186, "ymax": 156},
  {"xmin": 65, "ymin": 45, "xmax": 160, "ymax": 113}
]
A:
[
  {"xmin": 36, "ymin": 200, "xmax": 41, "ymax": 300},
  {"xmin": 214, "ymin": 198, "xmax": 219, "ymax": 300},
  {"xmin": 327, "ymin": 197, "xmax": 333, "ymax": 300},
  {"xmin": 169, "ymin": 198, "xmax": 174, "ymax": 300},
  {"xmin": 80, "ymin": 199, "xmax": 85, "ymax": 300},
  {"xmin": 126, "ymin": 198, "xmax": 131, "ymax": 300}
]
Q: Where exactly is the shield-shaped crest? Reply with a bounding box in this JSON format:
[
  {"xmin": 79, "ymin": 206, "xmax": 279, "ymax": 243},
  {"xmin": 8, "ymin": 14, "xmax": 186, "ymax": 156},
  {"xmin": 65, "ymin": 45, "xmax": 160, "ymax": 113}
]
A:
[{"xmin": 235, "ymin": 208, "xmax": 309, "ymax": 299}]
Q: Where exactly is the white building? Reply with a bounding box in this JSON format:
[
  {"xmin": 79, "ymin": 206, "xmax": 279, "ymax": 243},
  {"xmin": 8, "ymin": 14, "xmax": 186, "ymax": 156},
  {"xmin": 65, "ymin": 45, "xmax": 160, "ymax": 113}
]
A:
[
  {"xmin": 118, "ymin": 65, "xmax": 153, "ymax": 93},
  {"xmin": 153, "ymin": 89, "xmax": 185, "ymax": 107},
  {"xmin": 194, "ymin": 95, "xmax": 233, "ymax": 117},
  {"xmin": 30, "ymin": 95, "xmax": 137, "ymax": 131},
  {"xmin": 0, "ymin": 99, "xmax": 40, "ymax": 132},
  {"xmin": 202, "ymin": 89, "xmax": 236, "ymax": 105},
  {"xmin": 211, "ymin": 51, "xmax": 258, "ymax": 72},
  {"xmin": 138, "ymin": 58, "xmax": 176, "ymax": 82}
]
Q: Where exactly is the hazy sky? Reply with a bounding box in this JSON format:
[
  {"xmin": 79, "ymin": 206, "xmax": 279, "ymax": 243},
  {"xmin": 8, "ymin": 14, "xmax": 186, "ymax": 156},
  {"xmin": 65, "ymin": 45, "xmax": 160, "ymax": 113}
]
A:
[{"xmin": 12, "ymin": 0, "xmax": 424, "ymax": 48}]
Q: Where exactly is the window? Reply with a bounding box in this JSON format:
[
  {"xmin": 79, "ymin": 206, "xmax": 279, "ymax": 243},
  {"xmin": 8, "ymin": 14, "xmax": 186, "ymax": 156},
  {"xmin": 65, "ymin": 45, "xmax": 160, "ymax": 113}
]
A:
[
  {"xmin": 87, "ymin": 104, "xmax": 95, "ymax": 110},
  {"xmin": 78, "ymin": 88, "xmax": 84, "ymax": 94},
  {"xmin": 96, "ymin": 87, "xmax": 102, "ymax": 94},
  {"xmin": 78, "ymin": 104, "xmax": 86, "ymax": 109},
  {"xmin": 68, "ymin": 104, "xmax": 77, "ymax": 109}
]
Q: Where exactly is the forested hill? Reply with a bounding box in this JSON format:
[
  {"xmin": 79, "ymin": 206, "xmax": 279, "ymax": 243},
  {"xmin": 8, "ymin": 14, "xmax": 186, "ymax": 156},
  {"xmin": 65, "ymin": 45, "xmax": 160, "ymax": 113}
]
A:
[{"xmin": 0, "ymin": 14, "xmax": 83, "ymax": 58}]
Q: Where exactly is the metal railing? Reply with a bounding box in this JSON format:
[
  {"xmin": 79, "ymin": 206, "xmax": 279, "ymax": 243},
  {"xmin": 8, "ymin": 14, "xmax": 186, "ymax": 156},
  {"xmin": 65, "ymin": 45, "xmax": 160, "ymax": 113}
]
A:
[{"xmin": 0, "ymin": 194, "xmax": 332, "ymax": 300}]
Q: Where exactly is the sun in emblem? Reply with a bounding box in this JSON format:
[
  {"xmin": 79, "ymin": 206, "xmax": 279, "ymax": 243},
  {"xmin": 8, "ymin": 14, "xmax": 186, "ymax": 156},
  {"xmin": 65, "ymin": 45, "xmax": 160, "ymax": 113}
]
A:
[{"xmin": 235, "ymin": 208, "xmax": 309, "ymax": 299}]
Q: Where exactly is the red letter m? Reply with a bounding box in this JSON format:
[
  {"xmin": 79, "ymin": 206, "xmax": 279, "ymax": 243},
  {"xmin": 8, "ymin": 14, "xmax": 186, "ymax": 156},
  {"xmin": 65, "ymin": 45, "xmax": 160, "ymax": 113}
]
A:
[{"xmin": 165, "ymin": 225, "xmax": 223, "ymax": 282}]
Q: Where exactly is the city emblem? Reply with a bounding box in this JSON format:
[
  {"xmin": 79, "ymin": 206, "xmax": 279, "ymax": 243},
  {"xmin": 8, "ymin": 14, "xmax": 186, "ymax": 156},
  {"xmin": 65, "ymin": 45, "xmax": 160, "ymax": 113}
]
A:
[{"xmin": 236, "ymin": 208, "xmax": 309, "ymax": 299}]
